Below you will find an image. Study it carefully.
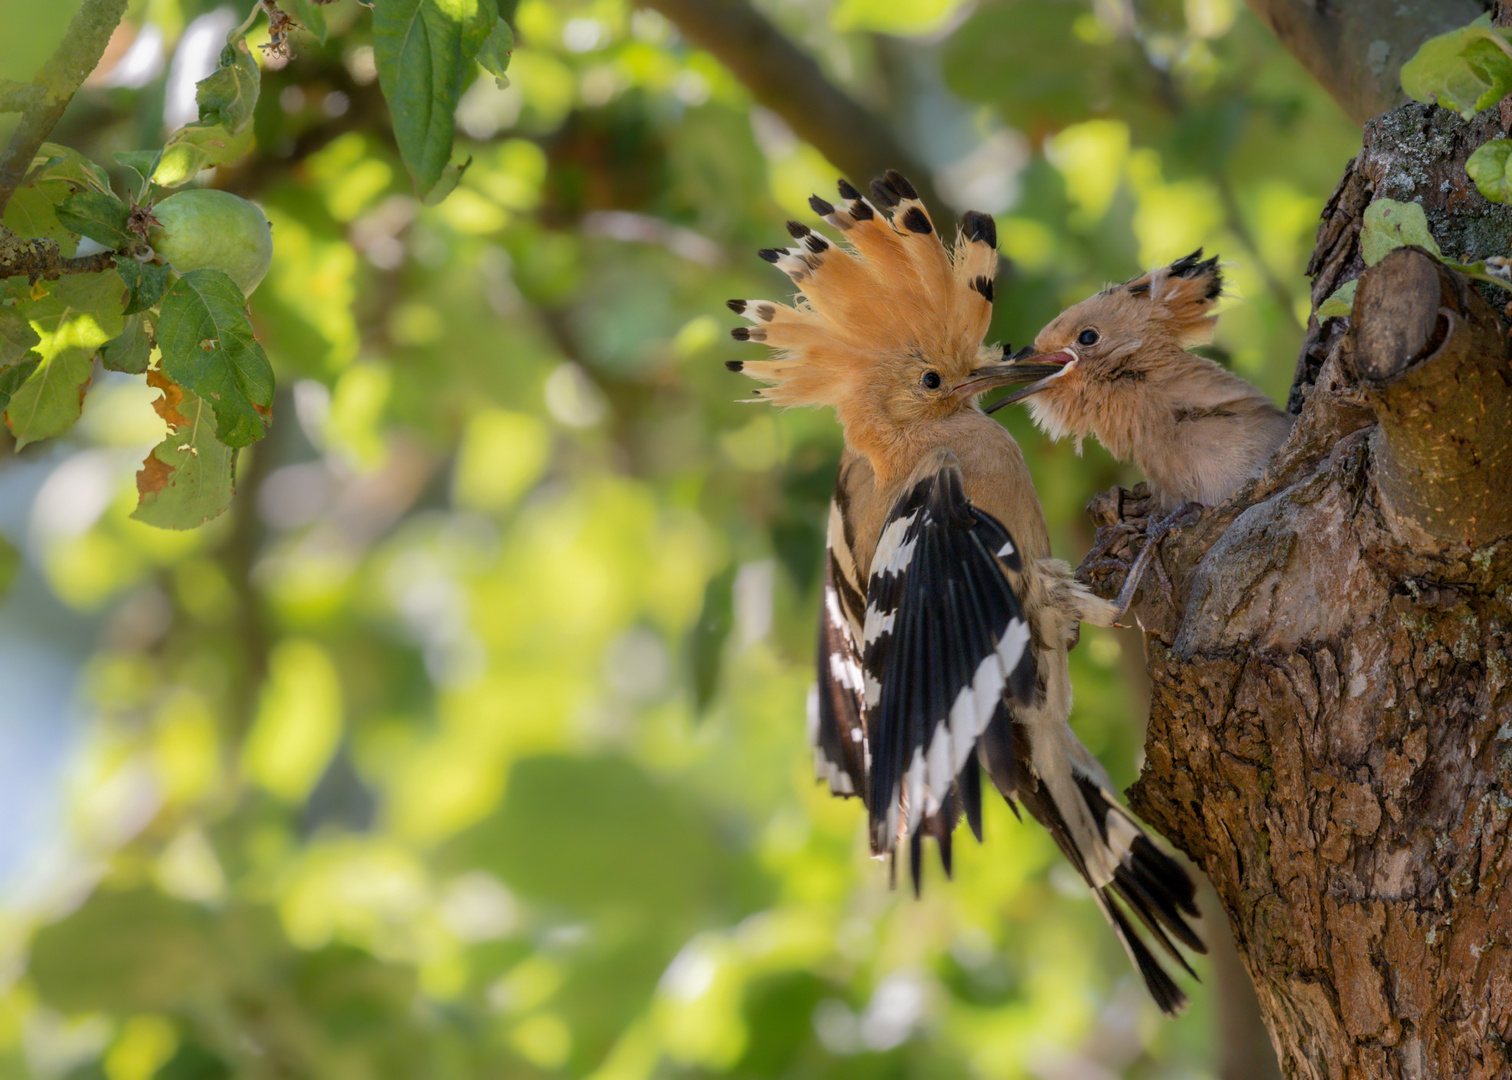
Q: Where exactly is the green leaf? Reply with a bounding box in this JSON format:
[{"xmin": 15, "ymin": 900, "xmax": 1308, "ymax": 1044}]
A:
[
  {"xmin": 1401, "ymin": 25, "xmax": 1512, "ymax": 121},
  {"xmin": 5, "ymin": 273, "xmax": 126, "ymax": 447},
  {"xmin": 133, "ymin": 386, "xmax": 236, "ymax": 529},
  {"xmin": 153, "ymin": 121, "xmax": 255, "ymax": 188},
  {"xmin": 476, "ymin": 16, "xmax": 513, "ymax": 87},
  {"xmin": 0, "ymin": 356, "xmax": 40, "ymax": 414},
  {"xmin": 372, "ymin": 0, "xmax": 496, "ymax": 196},
  {"xmin": 2, "ymin": 144, "xmax": 113, "ymax": 255},
  {"xmin": 196, "ymin": 42, "xmax": 261, "ymax": 134},
  {"xmin": 1467, "ymin": 138, "xmax": 1512, "ymax": 203},
  {"xmin": 1317, "ymin": 279, "xmax": 1357, "ymax": 319},
  {"xmin": 290, "ymin": 0, "xmax": 329, "ymax": 42},
  {"xmin": 0, "ymin": 308, "xmax": 41, "ymax": 365},
  {"xmin": 118, "ymin": 259, "xmax": 171, "ymax": 315},
  {"xmin": 56, "ymin": 191, "xmax": 135, "ymax": 249},
  {"xmin": 24, "ymin": 142, "xmax": 114, "ymax": 195},
  {"xmin": 115, "ymin": 149, "xmax": 162, "ymax": 186},
  {"xmin": 157, "ymin": 269, "xmax": 273, "ymax": 447},
  {"xmin": 102, "ymin": 313, "xmax": 152, "ymax": 374},
  {"xmin": 420, "ymin": 155, "xmax": 471, "ymax": 207},
  {"xmin": 1360, "ymin": 199, "xmax": 1441, "ymax": 265}
]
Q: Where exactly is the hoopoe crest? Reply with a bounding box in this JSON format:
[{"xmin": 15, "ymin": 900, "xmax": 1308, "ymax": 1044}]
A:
[{"xmin": 726, "ymin": 171, "xmax": 1015, "ymax": 485}]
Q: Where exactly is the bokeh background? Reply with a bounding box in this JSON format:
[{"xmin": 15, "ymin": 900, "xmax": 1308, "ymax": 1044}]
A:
[{"xmin": 0, "ymin": 1, "xmax": 1358, "ymax": 1077}]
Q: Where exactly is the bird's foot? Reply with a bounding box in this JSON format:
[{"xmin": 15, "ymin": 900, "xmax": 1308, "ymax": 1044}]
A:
[{"xmin": 1109, "ymin": 501, "xmax": 1204, "ymax": 622}]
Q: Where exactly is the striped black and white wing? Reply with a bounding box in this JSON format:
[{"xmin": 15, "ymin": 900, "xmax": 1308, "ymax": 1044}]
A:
[
  {"xmin": 808, "ymin": 500, "xmax": 869, "ymax": 799},
  {"xmin": 862, "ymin": 448, "xmax": 1036, "ymax": 856}
]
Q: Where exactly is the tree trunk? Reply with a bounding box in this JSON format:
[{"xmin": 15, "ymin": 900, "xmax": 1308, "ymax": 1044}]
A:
[{"xmin": 1083, "ymin": 103, "xmax": 1512, "ymax": 1079}]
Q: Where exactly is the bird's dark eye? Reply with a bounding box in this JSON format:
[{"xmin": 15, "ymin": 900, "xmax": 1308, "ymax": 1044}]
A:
[
  {"xmin": 921, "ymin": 370, "xmax": 942, "ymax": 390},
  {"xmin": 1077, "ymin": 328, "xmax": 1099, "ymax": 347}
]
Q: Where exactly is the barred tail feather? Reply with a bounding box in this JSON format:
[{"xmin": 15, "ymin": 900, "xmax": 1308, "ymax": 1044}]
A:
[{"xmin": 1014, "ymin": 739, "xmax": 1204, "ymax": 1014}]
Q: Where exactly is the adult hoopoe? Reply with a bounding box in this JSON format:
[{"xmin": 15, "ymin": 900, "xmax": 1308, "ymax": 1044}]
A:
[
  {"xmin": 984, "ymin": 252, "xmax": 1293, "ymax": 511},
  {"xmin": 725, "ymin": 172, "xmax": 1204, "ymax": 1013}
]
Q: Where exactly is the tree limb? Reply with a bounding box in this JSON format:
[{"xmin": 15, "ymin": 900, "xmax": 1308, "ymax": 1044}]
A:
[
  {"xmin": 633, "ymin": 0, "xmax": 947, "ymax": 211},
  {"xmin": 0, "ymin": 80, "xmax": 44, "ymax": 114},
  {"xmin": 1351, "ymin": 246, "xmax": 1512, "ymax": 549},
  {"xmin": 0, "ymin": 230, "xmax": 116, "ymax": 281},
  {"xmin": 1238, "ymin": 0, "xmax": 1487, "ymax": 125},
  {"xmin": 0, "ymin": 0, "xmax": 129, "ymax": 215}
]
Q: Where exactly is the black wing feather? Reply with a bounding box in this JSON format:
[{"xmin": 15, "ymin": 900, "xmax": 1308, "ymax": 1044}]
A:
[
  {"xmin": 811, "ymin": 538, "xmax": 869, "ymax": 800},
  {"xmin": 861, "ymin": 451, "xmax": 1035, "ymax": 856}
]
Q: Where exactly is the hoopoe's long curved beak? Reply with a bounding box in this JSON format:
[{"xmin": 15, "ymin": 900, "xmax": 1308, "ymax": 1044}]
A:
[
  {"xmin": 950, "ymin": 353, "xmax": 1070, "ymax": 404},
  {"xmin": 974, "ymin": 349, "xmax": 1078, "ymax": 414}
]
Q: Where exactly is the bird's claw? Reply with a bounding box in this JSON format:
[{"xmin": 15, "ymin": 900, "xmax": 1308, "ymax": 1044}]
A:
[{"xmin": 1108, "ymin": 501, "xmax": 1205, "ymax": 620}]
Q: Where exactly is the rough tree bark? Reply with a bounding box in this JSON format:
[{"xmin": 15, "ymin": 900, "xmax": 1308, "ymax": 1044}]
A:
[{"xmin": 1085, "ymin": 102, "xmax": 1512, "ymax": 1078}]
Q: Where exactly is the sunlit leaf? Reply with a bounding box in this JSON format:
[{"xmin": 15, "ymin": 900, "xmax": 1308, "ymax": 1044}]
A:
[
  {"xmin": 5, "ymin": 272, "xmax": 126, "ymax": 446},
  {"xmin": 371, "ymin": 0, "xmax": 496, "ymax": 196},
  {"xmin": 1467, "ymin": 138, "xmax": 1512, "ymax": 203},
  {"xmin": 156, "ymin": 268, "xmax": 273, "ymax": 447},
  {"xmin": 1317, "ymin": 279, "xmax": 1357, "ymax": 319},
  {"xmin": 1360, "ymin": 198, "xmax": 1441, "ymax": 265},
  {"xmin": 1401, "ymin": 22, "xmax": 1512, "ymax": 121},
  {"xmin": 153, "ymin": 122, "xmax": 255, "ymax": 188}
]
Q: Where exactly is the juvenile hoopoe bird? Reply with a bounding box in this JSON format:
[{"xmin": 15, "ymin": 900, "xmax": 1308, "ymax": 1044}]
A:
[
  {"xmin": 986, "ymin": 252, "xmax": 1293, "ymax": 510},
  {"xmin": 726, "ymin": 173, "xmax": 1204, "ymax": 1013}
]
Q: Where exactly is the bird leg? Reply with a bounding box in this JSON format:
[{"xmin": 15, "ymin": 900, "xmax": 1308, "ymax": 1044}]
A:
[{"xmin": 1107, "ymin": 501, "xmax": 1204, "ymax": 623}]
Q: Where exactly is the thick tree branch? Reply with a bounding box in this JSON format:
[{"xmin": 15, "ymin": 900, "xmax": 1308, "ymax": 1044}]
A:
[
  {"xmin": 0, "ymin": 80, "xmax": 45, "ymax": 114},
  {"xmin": 0, "ymin": 0, "xmax": 129, "ymax": 215},
  {"xmin": 1238, "ymin": 0, "xmax": 1487, "ymax": 125},
  {"xmin": 1352, "ymin": 247, "xmax": 1512, "ymax": 549},
  {"xmin": 0, "ymin": 230, "xmax": 117, "ymax": 282},
  {"xmin": 634, "ymin": 0, "xmax": 946, "ymax": 211}
]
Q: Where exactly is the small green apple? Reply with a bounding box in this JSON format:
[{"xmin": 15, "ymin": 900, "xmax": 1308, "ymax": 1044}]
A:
[{"xmin": 148, "ymin": 189, "xmax": 273, "ymax": 297}]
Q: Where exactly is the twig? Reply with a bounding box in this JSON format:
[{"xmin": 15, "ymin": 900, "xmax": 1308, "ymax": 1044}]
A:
[
  {"xmin": 0, "ymin": 230, "xmax": 117, "ymax": 282},
  {"xmin": 0, "ymin": 0, "xmax": 129, "ymax": 216},
  {"xmin": 635, "ymin": 0, "xmax": 946, "ymax": 211}
]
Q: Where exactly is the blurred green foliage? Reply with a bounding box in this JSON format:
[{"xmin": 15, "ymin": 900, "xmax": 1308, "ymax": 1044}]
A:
[{"xmin": 0, "ymin": 0, "xmax": 1358, "ymax": 1076}]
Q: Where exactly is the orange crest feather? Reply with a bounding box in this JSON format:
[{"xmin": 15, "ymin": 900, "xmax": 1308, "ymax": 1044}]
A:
[{"xmin": 727, "ymin": 173, "xmax": 1001, "ymax": 410}]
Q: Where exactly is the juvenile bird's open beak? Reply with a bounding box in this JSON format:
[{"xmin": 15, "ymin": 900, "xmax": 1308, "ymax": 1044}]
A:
[{"xmin": 975, "ymin": 349, "xmax": 1078, "ymax": 414}]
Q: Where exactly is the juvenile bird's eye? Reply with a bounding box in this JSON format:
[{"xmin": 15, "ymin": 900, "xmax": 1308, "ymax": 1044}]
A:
[
  {"xmin": 921, "ymin": 370, "xmax": 942, "ymax": 390},
  {"xmin": 1077, "ymin": 328, "xmax": 1100, "ymax": 346}
]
